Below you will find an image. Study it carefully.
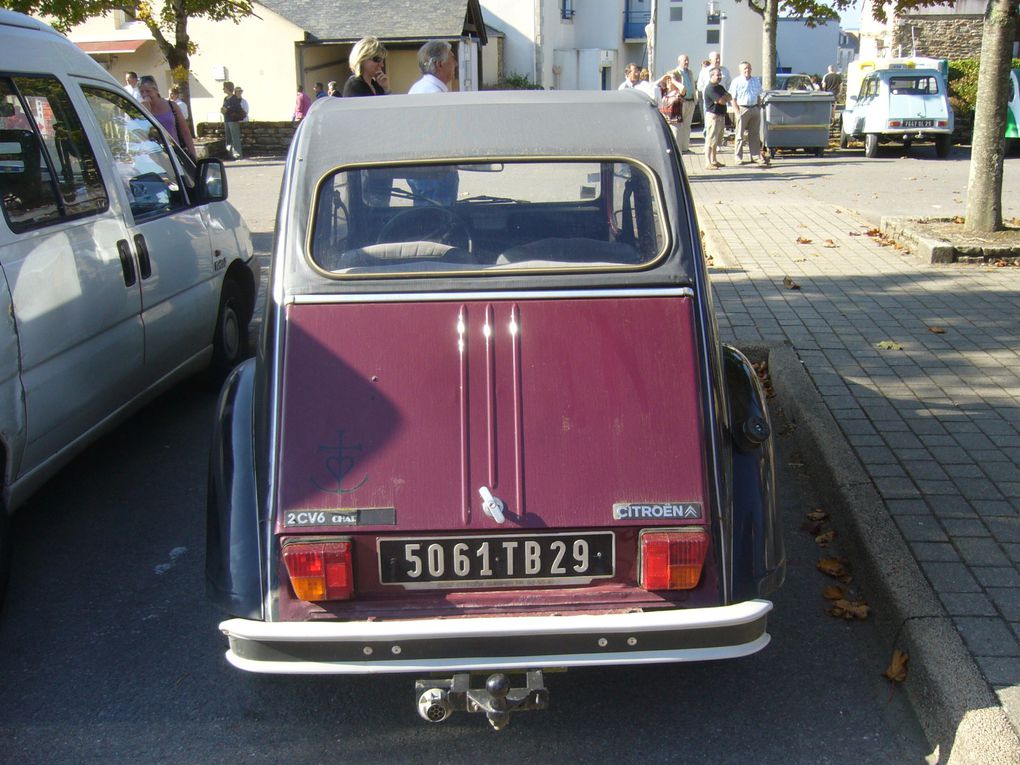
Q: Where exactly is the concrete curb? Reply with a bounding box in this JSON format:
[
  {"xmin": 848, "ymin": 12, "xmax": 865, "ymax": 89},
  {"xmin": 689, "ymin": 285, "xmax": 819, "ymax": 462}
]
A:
[{"xmin": 761, "ymin": 342, "xmax": 1020, "ymax": 765}]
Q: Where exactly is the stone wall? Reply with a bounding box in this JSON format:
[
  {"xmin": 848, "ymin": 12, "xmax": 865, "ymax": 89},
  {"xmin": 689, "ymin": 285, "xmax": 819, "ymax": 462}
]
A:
[
  {"xmin": 196, "ymin": 121, "xmax": 296, "ymax": 157},
  {"xmin": 893, "ymin": 16, "xmax": 983, "ymax": 60}
]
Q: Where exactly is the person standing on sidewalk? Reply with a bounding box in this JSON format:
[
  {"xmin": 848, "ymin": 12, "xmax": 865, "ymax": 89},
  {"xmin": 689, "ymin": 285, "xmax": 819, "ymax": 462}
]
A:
[
  {"xmin": 408, "ymin": 40, "xmax": 457, "ymax": 94},
  {"xmin": 668, "ymin": 54, "xmax": 697, "ymax": 153},
  {"xmin": 293, "ymin": 85, "xmax": 312, "ymax": 121},
  {"xmin": 729, "ymin": 61, "xmax": 765, "ymax": 165},
  {"xmin": 702, "ymin": 67, "xmax": 730, "ymax": 169},
  {"xmin": 618, "ymin": 63, "xmax": 641, "ymax": 90},
  {"xmin": 220, "ymin": 80, "xmax": 245, "ymax": 160}
]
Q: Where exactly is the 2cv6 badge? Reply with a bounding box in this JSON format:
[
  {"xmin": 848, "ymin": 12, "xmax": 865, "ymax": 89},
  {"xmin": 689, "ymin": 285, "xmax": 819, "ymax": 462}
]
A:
[{"xmin": 206, "ymin": 90, "xmax": 785, "ymax": 730}]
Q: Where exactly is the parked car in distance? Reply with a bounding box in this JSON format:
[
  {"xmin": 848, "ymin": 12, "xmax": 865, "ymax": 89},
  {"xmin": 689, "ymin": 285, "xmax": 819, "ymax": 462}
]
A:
[
  {"xmin": 774, "ymin": 73, "xmax": 814, "ymax": 91},
  {"xmin": 840, "ymin": 67, "xmax": 954, "ymax": 158},
  {"xmin": 207, "ymin": 90, "xmax": 785, "ymax": 729},
  {"xmin": 0, "ymin": 10, "xmax": 257, "ymax": 599}
]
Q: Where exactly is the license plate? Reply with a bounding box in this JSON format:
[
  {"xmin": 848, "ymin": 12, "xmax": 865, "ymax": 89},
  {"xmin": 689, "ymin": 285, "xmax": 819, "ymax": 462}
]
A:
[
  {"xmin": 378, "ymin": 532, "xmax": 615, "ymax": 588},
  {"xmin": 902, "ymin": 119, "xmax": 933, "ymax": 128}
]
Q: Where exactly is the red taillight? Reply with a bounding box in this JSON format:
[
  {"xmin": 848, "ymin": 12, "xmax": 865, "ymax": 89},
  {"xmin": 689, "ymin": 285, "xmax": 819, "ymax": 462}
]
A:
[
  {"xmin": 640, "ymin": 529, "xmax": 709, "ymax": 591},
  {"xmin": 282, "ymin": 540, "xmax": 354, "ymax": 601},
  {"xmin": 888, "ymin": 120, "xmax": 902, "ymax": 128},
  {"xmin": 937, "ymin": 120, "xmax": 947, "ymax": 127}
]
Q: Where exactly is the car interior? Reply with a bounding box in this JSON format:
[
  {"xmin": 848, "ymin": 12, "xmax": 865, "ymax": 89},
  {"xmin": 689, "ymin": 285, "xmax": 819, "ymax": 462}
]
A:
[{"xmin": 310, "ymin": 160, "xmax": 665, "ymax": 275}]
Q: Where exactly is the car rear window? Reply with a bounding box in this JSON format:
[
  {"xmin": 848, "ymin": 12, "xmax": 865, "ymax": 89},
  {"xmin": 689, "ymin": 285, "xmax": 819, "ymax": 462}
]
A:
[
  {"xmin": 888, "ymin": 76, "xmax": 941, "ymax": 95},
  {"xmin": 310, "ymin": 160, "xmax": 666, "ymax": 276}
]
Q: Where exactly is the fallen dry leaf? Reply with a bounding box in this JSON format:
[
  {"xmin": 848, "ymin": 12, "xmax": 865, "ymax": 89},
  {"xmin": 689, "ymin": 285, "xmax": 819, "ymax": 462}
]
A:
[
  {"xmin": 822, "ymin": 585, "xmax": 846, "ymax": 600},
  {"xmin": 883, "ymin": 649, "xmax": 909, "ymax": 682},
  {"xmin": 848, "ymin": 231, "xmax": 862, "ymax": 236},
  {"xmin": 815, "ymin": 530, "xmax": 837, "ymax": 547},
  {"xmin": 795, "ymin": 236, "xmax": 813, "ymax": 245},
  {"xmin": 875, "ymin": 340, "xmax": 903, "ymax": 351},
  {"xmin": 817, "ymin": 557, "xmax": 849, "ymax": 579},
  {"xmin": 782, "ymin": 275, "xmax": 801, "ymax": 290},
  {"xmin": 822, "ymin": 239, "xmax": 837, "ymax": 248},
  {"xmin": 865, "ymin": 228, "xmax": 880, "ymax": 237},
  {"xmin": 927, "ymin": 326, "xmax": 945, "ymax": 334},
  {"xmin": 828, "ymin": 599, "xmax": 870, "ymax": 620},
  {"xmin": 951, "ymin": 215, "xmax": 965, "ymax": 225},
  {"xmin": 806, "ymin": 509, "xmax": 829, "ymax": 522}
]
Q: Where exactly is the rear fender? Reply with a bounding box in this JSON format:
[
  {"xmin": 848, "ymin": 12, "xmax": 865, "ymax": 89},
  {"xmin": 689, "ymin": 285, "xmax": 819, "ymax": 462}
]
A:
[
  {"xmin": 206, "ymin": 358, "xmax": 264, "ymax": 618},
  {"xmin": 723, "ymin": 345, "xmax": 785, "ymax": 600}
]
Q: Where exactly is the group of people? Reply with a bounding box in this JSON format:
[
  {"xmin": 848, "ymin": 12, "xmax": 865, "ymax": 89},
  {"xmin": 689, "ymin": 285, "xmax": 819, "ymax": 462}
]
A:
[
  {"xmin": 123, "ymin": 70, "xmax": 249, "ymax": 161},
  {"xmin": 292, "ymin": 36, "xmax": 458, "ymax": 123},
  {"xmin": 621, "ymin": 52, "xmax": 841, "ymax": 170}
]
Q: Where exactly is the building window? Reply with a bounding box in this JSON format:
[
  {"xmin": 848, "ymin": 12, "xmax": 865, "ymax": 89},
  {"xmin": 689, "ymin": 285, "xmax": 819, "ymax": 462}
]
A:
[
  {"xmin": 561, "ymin": 0, "xmax": 575, "ymax": 20},
  {"xmin": 670, "ymin": 7, "xmax": 683, "ymax": 21},
  {"xmin": 706, "ymin": 29, "xmax": 720, "ymax": 44}
]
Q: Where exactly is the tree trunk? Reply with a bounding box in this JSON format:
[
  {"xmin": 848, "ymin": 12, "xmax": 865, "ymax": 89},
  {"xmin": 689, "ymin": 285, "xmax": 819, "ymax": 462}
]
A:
[
  {"xmin": 964, "ymin": 0, "xmax": 1018, "ymax": 233},
  {"xmin": 761, "ymin": 0, "xmax": 778, "ymax": 90}
]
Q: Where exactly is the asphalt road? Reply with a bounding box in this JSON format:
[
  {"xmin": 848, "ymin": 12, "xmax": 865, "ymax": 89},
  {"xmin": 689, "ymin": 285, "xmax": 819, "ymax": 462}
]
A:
[
  {"xmin": 0, "ymin": 389, "xmax": 929, "ymax": 762},
  {"xmin": 0, "ymin": 154, "xmax": 943, "ymax": 763}
]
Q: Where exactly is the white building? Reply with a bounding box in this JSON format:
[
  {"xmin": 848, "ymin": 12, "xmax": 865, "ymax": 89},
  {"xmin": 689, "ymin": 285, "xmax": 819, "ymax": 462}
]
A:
[
  {"xmin": 776, "ymin": 17, "xmax": 840, "ymax": 76},
  {"xmin": 481, "ymin": 0, "xmax": 764, "ymax": 90}
]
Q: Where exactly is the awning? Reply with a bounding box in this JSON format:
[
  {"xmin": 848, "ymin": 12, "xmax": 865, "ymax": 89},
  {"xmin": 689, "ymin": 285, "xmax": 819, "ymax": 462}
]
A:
[{"xmin": 75, "ymin": 39, "xmax": 150, "ymax": 55}]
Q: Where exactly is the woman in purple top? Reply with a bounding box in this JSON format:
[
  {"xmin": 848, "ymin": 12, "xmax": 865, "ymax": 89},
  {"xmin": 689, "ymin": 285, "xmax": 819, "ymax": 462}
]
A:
[{"xmin": 138, "ymin": 75, "xmax": 195, "ymax": 158}]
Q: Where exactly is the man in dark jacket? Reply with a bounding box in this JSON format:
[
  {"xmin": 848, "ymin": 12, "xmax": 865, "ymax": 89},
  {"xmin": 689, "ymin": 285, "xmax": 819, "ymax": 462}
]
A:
[{"xmin": 220, "ymin": 80, "xmax": 245, "ymax": 160}]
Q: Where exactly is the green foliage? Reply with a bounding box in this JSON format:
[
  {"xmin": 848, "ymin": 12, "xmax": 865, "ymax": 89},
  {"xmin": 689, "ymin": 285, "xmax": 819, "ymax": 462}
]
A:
[
  {"xmin": 494, "ymin": 73, "xmax": 544, "ymax": 90},
  {"xmin": 0, "ymin": 0, "xmax": 254, "ymax": 66},
  {"xmin": 739, "ymin": 0, "xmax": 840, "ymax": 25},
  {"xmin": 948, "ymin": 57, "xmax": 1020, "ymax": 117}
]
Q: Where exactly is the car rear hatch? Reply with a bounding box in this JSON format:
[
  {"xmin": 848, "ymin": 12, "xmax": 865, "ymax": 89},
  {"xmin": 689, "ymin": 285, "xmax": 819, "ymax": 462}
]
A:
[{"xmin": 274, "ymin": 294, "xmax": 716, "ymax": 619}]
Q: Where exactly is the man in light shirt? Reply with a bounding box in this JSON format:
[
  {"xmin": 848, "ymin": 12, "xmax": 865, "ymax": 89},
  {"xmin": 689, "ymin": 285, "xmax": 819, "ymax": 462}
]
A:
[
  {"xmin": 408, "ymin": 41, "xmax": 459, "ymax": 205},
  {"xmin": 408, "ymin": 41, "xmax": 457, "ymax": 94},
  {"xmin": 696, "ymin": 51, "xmax": 730, "ymax": 95},
  {"xmin": 123, "ymin": 71, "xmax": 140, "ymax": 100},
  {"xmin": 668, "ymin": 54, "xmax": 697, "ymax": 153},
  {"xmin": 618, "ymin": 63, "xmax": 641, "ymax": 90},
  {"xmin": 728, "ymin": 60, "xmax": 765, "ymax": 164}
]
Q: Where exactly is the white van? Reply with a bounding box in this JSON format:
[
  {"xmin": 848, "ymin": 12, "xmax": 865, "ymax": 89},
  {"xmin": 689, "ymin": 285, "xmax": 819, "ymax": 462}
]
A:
[{"xmin": 0, "ymin": 10, "xmax": 256, "ymax": 592}]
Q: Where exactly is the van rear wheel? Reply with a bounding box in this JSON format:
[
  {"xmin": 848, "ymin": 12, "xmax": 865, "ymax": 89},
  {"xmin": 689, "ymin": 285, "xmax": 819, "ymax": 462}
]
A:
[{"xmin": 864, "ymin": 133, "xmax": 879, "ymax": 158}]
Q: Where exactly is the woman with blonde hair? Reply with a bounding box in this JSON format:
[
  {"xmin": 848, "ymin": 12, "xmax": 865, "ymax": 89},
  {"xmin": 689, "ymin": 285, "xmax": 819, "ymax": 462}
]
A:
[
  {"xmin": 138, "ymin": 75, "xmax": 196, "ymax": 158},
  {"xmin": 343, "ymin": 36, "xmax": 390, "ymax": 97}
]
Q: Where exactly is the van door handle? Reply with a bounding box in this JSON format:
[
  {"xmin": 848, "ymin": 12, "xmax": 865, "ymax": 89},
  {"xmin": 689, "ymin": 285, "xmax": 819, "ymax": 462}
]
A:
[
  {"xmin": 133, "ymin": 234, "xmax": 152, "ymax": 279},
  {"xmin": 116, "ymin": 239, "xmax": 136, "ymax": 287}
]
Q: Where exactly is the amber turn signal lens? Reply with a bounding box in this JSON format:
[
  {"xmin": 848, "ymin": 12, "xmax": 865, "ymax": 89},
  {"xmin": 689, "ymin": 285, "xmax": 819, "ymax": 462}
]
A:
[
  {"xmin": 640, "ymin": 529, "xmax": 709, "ymax": 591},
  {"xmin": 282, "ymin": 540, "xmax": 354, "ymax": 601}
]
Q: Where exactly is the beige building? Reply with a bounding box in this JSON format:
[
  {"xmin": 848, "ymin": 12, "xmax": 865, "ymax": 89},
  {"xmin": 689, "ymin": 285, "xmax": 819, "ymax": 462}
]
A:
[{"xmin": 62, "ymin": 0, "xmax": 487, "ymax": 122}]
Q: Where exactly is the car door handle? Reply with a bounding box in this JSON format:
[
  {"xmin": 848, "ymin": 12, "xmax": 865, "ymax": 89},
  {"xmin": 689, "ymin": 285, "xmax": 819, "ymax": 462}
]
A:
[
  {"xmin": 116, "ymin": 239, "xmax": 137, "ymax": 287},
  {"xmin": 134, "ymin": 234, "xmax": 152, "ymax": 280}
]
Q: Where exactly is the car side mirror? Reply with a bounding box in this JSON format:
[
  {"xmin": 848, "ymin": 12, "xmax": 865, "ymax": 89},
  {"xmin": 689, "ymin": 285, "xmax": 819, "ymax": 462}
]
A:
[{"xmin": 196, "ymin": 158, "xmax": 228, "ymax": 203}]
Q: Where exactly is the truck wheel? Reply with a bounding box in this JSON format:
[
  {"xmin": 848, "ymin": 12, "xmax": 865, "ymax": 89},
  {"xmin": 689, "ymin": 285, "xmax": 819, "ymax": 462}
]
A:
[
  {"xmin": 935, "ymin": 134, "xmax": 951, "ymax": 158},
  {"xmin": 864, "ymin": 133, "xmax": 879, "ymax": 158},
  {"xmin": 209, "ymin": 279, "xmax": 249, "ymax": 385}
]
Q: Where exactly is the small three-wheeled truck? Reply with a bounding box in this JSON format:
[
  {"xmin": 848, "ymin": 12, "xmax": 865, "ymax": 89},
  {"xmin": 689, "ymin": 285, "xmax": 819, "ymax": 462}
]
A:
[{"xmin": 206, "ymin": 90, "xmax": 785, "ymax": 729}]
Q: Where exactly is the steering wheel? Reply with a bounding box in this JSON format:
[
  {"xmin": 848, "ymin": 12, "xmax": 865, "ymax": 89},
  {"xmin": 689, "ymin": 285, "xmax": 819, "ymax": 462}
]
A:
[{"xmin": 376, "ymin": 205, "xmax": 473, "ymax": 252}]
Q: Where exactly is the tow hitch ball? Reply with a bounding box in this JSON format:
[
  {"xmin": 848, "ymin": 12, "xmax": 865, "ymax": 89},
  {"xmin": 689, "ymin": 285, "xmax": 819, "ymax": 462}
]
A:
[{"xmin": 415, "ymin": 671, "xmax": 548, "ymax": 730}]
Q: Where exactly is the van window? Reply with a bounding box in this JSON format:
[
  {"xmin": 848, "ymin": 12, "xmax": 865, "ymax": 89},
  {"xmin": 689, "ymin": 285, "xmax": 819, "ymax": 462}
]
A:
[
  {"xmin": 0, "ymin": 76, "xmax": 108, "ymax": 232},
  {"xmin": 889, "ymin": 76, "xmax": 940, "ymax": 96},
  {"xmin": 81, "ymin": 87, "xmax": 187, "ymax": 221},
  {"xmin": 310, "ymin": 160, "xmax": 666, "ymax": 276}
]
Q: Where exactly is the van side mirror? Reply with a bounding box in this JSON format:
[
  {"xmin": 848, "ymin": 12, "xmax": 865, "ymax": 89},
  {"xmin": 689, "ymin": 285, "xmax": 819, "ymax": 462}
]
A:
[{"xmin": 196, "ymin": 158, "xmax": 228, "ymax": 203}]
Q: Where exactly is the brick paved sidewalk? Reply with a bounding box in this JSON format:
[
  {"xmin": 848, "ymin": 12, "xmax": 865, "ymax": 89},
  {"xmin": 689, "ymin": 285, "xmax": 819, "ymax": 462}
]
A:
[{"xmin": 686, "ymin": 149, "xmax": 1020, "ymax": 743}]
